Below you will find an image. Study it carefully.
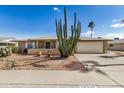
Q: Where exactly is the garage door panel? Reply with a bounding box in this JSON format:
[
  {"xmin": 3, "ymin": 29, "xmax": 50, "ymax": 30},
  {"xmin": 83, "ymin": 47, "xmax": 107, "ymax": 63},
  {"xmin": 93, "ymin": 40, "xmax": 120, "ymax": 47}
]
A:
[{"xmin": 76, "ymin": 42, "xmax": 103, "ymax": 53}]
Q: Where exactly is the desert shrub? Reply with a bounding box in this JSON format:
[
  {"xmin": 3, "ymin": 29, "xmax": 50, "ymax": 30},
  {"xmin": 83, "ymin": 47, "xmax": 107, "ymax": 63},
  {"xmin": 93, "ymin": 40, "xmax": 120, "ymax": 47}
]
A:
[
  {"xmin": 10, "ymin": 46, "xmax": 18, "ymax": 53},
  {"xmin": 0, "ymin": 46, "xmax": 17, "ymax": 57},
  {"xmin": 5, "ymin": 47, "xmax": 12, "ymax": 56},
  {"xmin": 0, "ymin": 48, "xmax": 7, "ymax": 57}
]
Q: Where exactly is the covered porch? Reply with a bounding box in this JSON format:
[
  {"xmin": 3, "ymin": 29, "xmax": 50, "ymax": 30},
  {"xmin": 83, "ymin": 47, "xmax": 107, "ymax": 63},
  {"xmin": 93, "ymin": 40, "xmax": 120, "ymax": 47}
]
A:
[{"xmin": 26, "ymin": 40, "xmax": 60, "ymax": 55}]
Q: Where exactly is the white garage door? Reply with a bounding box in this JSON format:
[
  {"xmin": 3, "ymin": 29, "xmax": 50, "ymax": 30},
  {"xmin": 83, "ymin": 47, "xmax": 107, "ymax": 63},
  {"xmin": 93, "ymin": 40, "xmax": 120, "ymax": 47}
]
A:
[{"xmin": 76, "ymin": 41, "xmax": 103, "ymax": 53}]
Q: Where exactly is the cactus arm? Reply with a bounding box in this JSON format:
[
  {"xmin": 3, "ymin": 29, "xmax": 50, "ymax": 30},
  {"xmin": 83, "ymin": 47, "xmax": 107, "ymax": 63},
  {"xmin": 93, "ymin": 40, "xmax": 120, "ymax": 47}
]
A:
[{"xmin": 64, "ymin": 7, "xmax": 67, "ymax": 39}]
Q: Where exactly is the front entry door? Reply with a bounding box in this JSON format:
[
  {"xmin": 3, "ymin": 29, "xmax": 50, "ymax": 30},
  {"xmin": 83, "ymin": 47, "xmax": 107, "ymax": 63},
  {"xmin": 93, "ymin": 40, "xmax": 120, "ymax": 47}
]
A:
[{"xmin": 45, "ymin": 42, "xmax": 50, "ymax": 49}]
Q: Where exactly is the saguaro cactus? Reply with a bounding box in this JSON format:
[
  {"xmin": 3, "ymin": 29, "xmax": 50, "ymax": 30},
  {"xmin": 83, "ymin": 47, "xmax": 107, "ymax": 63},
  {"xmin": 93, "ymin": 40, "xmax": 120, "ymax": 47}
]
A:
[{"xmin": 55, "ymin": 7, "xmax": 81, "ymax": 57}]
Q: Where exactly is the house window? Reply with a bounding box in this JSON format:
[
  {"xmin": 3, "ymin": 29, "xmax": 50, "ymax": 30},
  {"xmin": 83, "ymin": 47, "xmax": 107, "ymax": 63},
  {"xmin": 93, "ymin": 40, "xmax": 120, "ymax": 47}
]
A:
[
  {"xmin": 0, "ymin": 43, "xmax": 7, "ymax": 46},
  {"xmin": 110, "ymin": 44, "xmax": 114, "ymax": 47},
  {"xmin": 45, "ymin": 42, "xmax": 50, "ymax": 49},
  {"xmin": 27, "ymin": 43, "xmax": 33, "ymax": 49}
]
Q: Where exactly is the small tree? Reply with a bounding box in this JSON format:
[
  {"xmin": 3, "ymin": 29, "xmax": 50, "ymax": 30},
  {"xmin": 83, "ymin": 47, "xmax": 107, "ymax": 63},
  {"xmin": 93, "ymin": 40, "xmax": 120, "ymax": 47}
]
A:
[
  {"xmin": 88, "ymin": 21, "xmax": 95, "ymax": 38},
  {"xmin": 55, "ymin": 7, "xmax": 81, "ymax": 57}
]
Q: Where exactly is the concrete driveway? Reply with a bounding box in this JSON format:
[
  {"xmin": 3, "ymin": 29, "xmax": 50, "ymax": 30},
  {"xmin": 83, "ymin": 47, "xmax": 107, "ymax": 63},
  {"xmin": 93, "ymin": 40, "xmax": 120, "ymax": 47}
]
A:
[{"xmin": 75, "ymin": 51, "xmax": 124, "ymax": 87}]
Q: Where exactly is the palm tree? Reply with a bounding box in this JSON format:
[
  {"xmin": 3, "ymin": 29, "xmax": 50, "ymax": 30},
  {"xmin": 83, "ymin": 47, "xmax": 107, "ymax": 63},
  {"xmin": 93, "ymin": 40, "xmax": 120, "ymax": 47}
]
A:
[{"xmin": 88, "ymin": 21, "xmax": 95, "ymax": 38}]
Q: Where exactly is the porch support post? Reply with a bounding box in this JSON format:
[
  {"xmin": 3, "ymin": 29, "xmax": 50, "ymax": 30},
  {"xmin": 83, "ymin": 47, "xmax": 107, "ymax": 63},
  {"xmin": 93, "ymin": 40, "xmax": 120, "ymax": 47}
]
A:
[
  {"xmin": 7, "ymin": 43, "xmax": 8, "ymax": 46},
  {"xmin": 32, "ymin": 42, "xmax": 35, "ymax": 49},
  {"xmin": 36, "ymin": 40, "xmax": 38, "ymax": 49},
  {"xmin": 25, "ymin": 42, "xmax": 27, "ymax": 48}
]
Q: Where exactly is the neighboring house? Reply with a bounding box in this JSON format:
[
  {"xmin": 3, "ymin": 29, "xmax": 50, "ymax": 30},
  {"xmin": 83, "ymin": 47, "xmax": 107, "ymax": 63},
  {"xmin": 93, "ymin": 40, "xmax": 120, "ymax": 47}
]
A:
[
  {"xmin": 12, "ymin": 36, "xmax": 109, "ymax": 54},
  {"xmin": 0, "ymin": 37, "xmax": 17, "ymax": 48},
  {"xmin": 108, "ymin": 39, "xmax": 124, "ymax": 51}
]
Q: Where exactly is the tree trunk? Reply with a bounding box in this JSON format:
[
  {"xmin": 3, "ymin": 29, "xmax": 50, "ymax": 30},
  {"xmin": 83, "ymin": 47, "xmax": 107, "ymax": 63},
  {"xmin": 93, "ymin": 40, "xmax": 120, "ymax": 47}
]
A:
[{"xmin": 91, "ymin": 28, "xmax": 92, "ymax": 38}]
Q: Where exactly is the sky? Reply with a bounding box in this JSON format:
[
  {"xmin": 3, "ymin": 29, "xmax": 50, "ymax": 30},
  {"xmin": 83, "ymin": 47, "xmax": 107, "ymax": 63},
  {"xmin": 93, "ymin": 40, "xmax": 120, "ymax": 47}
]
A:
[{"xmin": 0, "ymin": 5, "xmax": 124, "ymax": 39}]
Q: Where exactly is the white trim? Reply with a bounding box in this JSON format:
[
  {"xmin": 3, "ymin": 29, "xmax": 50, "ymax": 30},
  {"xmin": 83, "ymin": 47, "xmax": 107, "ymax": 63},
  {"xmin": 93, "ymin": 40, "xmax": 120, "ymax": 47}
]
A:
[{"xmin": 0, "ymin": 0, "xmax": 124, "ymax": 5}]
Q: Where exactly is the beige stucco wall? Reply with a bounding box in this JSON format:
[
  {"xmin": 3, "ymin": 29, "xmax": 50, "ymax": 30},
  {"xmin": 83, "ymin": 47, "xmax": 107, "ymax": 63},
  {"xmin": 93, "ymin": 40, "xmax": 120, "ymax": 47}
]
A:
[
  {"xmin": 18, "ymin": 41, "xmax": 26, "ymax": 53},
  {"xmin": 103, "ymin": 41, "xmax": 107, "ymax": 53},
  {"xmin": 76, "ymin": 41, "xmax": 104, "ymax": 53},
  {"xmin": 51, "ymin": 40, "xmax": 56, "ymax": 48},
  {"xmin": 28, "ymin": 48, "xmax": 60, "ymax": 55},
  {"xmin": 108, "ymin": 43, "xmax": 124, "ymax": 51}
]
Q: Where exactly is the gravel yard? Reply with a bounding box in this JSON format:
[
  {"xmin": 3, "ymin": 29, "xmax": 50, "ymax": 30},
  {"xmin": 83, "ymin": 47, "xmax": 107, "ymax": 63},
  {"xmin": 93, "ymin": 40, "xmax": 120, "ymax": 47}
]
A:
[{"xmin": 0, "ymin": 54, "xmax": 84, "ymax": 70}]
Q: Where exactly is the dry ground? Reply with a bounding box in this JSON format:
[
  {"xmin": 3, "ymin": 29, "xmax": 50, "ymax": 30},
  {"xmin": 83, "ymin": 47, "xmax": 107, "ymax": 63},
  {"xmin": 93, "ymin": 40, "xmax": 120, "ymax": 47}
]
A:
[{"xmin": 0, "ymin": 54, "xmax": 84, "ymax": 70}]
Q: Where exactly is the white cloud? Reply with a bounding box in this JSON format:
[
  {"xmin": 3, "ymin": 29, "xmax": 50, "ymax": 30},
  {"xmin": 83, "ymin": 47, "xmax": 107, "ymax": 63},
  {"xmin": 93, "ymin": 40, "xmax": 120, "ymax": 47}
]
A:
[
  {"xmin": 81, "ymin": 30, "xmax": 95, "ymax": 36},
  {"xmin": 110, "ymin": 23, "xmax": 124, "ymax": 28},
  {"xmin": 111, "ymin": 18, "xmax": 124, "ymax": 28},
  {"xmin": 53, "ymin": 7, "xmax": 60, "ymax": 12},
  {"xmin": 104, "ymin": 33, "xmax": 124, "ymax": 39}
]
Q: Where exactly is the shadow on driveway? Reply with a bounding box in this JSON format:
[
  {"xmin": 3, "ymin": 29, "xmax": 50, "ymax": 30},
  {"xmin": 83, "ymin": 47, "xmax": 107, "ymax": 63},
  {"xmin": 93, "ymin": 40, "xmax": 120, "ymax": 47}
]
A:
[{"xmin": 79, "ymin": 60, "xmax": 123, "ymax": 87}]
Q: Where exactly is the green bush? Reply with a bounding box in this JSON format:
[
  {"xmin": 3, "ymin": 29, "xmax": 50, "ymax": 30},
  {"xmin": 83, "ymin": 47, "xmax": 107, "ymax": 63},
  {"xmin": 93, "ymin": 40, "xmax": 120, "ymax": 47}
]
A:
[
  {"xmin": 10, "ymin": 46, "xmax": 18, "ymax": 53},
  {"xmin": 5, "ymin": 47, "xmax": 12, "ymax": 56},
  {"xmin": 0, "ymin": 45, "xmax": 18, "ymax": 57},
  {"xmin": 0, "ymin": 48, "xmax": 7, "ymax": 57}
]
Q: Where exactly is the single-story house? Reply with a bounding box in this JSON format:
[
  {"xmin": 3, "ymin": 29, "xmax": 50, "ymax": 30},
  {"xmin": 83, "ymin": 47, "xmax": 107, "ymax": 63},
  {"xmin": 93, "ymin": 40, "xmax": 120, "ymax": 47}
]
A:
[
  {"xmin": 0, "ymin": 37, "xmax": 17, "ymax": 48},
  {"xmin": 108, "ymin": 39, "xmax": 124, "ymax": 51},
  {"xmin": 11, "ymin": 36, "xmax": 109, "ymax": 54}
]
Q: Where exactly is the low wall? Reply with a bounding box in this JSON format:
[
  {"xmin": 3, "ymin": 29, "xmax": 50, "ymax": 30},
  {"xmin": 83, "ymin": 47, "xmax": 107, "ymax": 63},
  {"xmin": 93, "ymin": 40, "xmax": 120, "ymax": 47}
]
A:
[{"xmin": 28, "ymin": 48, "xmax": 60, "ymax": 55}]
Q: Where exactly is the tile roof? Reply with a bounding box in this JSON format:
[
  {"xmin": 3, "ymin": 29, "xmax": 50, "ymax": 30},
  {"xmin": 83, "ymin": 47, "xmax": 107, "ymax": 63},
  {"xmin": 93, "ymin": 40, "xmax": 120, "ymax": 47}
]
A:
[
  {"xmin": 11, "ymin": 36, "xmax": 111, "ymax": 42},
  {"xmin": 28, "ymin": 36, "xmax": 57, "ymax": 40},
  {"xmin": 79, "ymin": 37, "xmax": 111, "ymax": 41}
]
